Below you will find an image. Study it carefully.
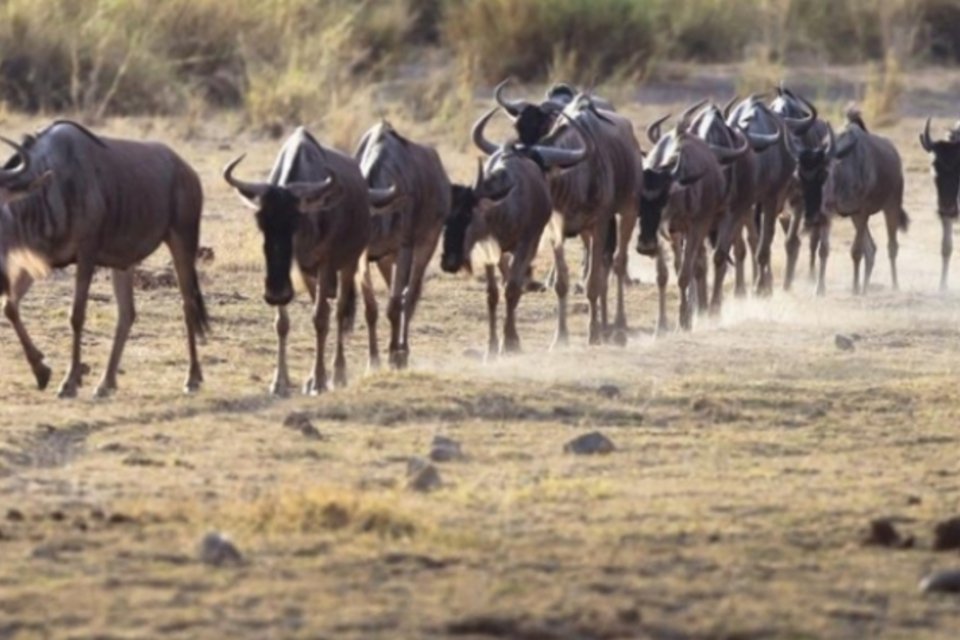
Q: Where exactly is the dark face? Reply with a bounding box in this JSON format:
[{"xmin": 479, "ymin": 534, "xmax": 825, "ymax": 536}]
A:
[
  {"xmin": 442, "ymin": 185, "xmax": 475, "ymax": 273},
  {"xmin": 514, "ymin": 105, "xmax": 556, "ymax": 146},
  {"xmin": 637, "ymin": 168, "xmax": 672, "ymax": 255},
  {"xmin": 930, "ymin": 142, "xmax": 960, "ymax": 218},
  {"xmin": 796, "ymin": 149, "xmax": 829, "ymax": 224},
  {"xmin": 254, "ymin": 188, "xmax": 301, "ymax": 306}
]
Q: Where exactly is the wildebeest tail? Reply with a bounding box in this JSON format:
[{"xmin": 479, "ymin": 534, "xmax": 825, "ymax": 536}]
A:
[
  {"xmin": 342, "ymin": 280, "xmax": 358, "ymax": 334},
  {"xmin": 899, "ymin": 207, "xmax": 910, "ymax": 232},
  {"xmin": 604, "ymin": 217, "xmax": 617, "ymax": 266},
  {"xmin": 190, "ymin": 270, "xmax": 211, "ymax": 338}
]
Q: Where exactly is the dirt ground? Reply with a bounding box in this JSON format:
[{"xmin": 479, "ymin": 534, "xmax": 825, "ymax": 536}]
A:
[{"xmin": 3, "ymin": 67, "xmax": 960, "ymax": 639}]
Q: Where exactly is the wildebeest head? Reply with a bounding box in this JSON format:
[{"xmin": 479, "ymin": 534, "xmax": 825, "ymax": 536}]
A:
[
  {"xmin": 920, "ymin": 118, "xmax": 960, "ymax": 219},
  {"xmin": 0, "ymin": 137, "xmax": 53, "ymax": 296},
  {"xmin": 441, "ymin": 158, "xmax": 515, "ymax": 274},
  {"xmin": 770, "ymin": 86, "xmax": 818, "ymax": 138},
  {"xmin": 223, "ymin": 154, "xmax": 341, "ymax": 306},
  {"xmin": 791, "ymin": 125, "xmax": 858, "ymax": 225},
  {"xmin": 472, "ymin": 106, "xmax": 592, "ymax": 176},
  {"xmin": 494, "ymin": 80, "xmax": 563, "ymax": 146}
]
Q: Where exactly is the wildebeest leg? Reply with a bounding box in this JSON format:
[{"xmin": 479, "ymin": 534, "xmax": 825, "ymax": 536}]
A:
[
  {"xmin": 745, "ymin": 211, "xmax": 760, "ymax": 286},
  {"xmin": 755, "ymin": 199, "xmax": 779, "ymax": 296},
  {"xmin": 397, "ymin": 249, "xmax": 433, "ymax": 369},
  {"xmin": 862, "ymin": 221, "xmax": 877, "ymax": 294},
  {"xmin": 167, "ymin": 233, "xmax": 206, "ymax": 392},
  {"xmin": 677, "ymin": 230, "xmax": 703, "ymax": 331},
  {"xmin": 784, "ymin": 210, "xmax": 802, "ymax": 292},
  {"xmin": 585, "ymin": 224, "xmax": 610, "ymax": 345},
  {"xmin": 333, "ymin": 266, "xmax": 357, "ymax": 388},
  {"xmin": 387, "ymin": 245, "xmax": 413, "ymax": 370},
  {"xmin": 850, "ymin": 214, "xmax": 868, "ymax": 295},
  {"xmin": 360, "ymin": 265, "xmax": 380, "ymax": 372},
  {"xmin": 733, "ymin": 232, "xmax": 747, "ymax": 298},
  {"xmin": 613, "ymin": 206, "xmax": 637, "ymax": 335},
  {"xmin": 808, "ymin": 223, "xmax": 821, "ymax": 283},
  {"xmin": 816, "ymin": 219, "xmax": 830, "ymax": 297},
  {"xmin": 694, "ymin": 242, "xmax": 709, "ymax": 316},
  {"xmin": 305, "ymin": 271, "xmax": 333, "ymax": 395},
  {"xmin": 882, "ymin": 206, "xmax": 901, "ymax": 291},
  {"xmin": 655, "ymin": 249, "xmax": 669, "ymax": 335},
  {"xmin": 58, "ymin": 259, "xmax": 95, "ymax": 398},
  {"xmin": 269, "ymin": 306, "xmax": 292, "ymax": 396},
  {"xmin": 711, "ymin": 212, "xmax": 740, "ymax": 315},
  {"xmin": 551, "ymin": 241, "xmax": 570, "ymax": 350},
  {"xmin": 3, "ymin": 272, "xmax": 51, "ymax": 390},
  {"xmin": 941, "ymin": 216, "xmax": 954, "ymax": 292},
  {"xmin": 484, "ymin": 264, "xmax": 499, "ymax": 360},
  {"xmin": 502, "ymin": 246, "xmax": 530, "ymax": 354},
  {"xmin": 94, "ymin": 269, "xmax": 136, "ymax": 398}
]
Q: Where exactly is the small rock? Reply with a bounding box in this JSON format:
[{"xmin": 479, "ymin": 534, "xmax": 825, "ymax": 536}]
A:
[
  {"xmin": 616, "ymin": 607, "xmax": 642, "ymax": 624},
  {"xmin": 406, "ymin": 457, "xmax": 442, "ymax": 492},
  {"xmin": 907, "ymin": 495, "xmax": 922, "ymax": 506},
  {"xmin": 49, "ymin": 511, "xmax": 66, "ymax": 522},
  {"xmin": 564, "ymin": 431, "xmax": 616, "ymax": 455},
  {"xmin": 835, "ymin": 334, "xmax": 856, "ymax": 351},
  {"xmin": 429, "ymin": 435, "xmax": 463, "ymax": 462},
  {"xmin": 934, "ymin": 517, "xmax": 960, "ymax": 551},
  {"xmin": 283, "ymin": 412, "xmax": 324, "ymax": 440},
  {"xmin": 106, "ymin": 513, "xmax": 136, "ymax": 526},
  {"xmin": 198, "ymin": 531, "xmax": 243, "ymax": 567},
  {"xmin": 597, "ymin": 384, "xmax": 621, "ymax": 399},
  {"xmin": 862, "ymin": 518, "xmax": 913, "ymax": 548},
  {"xmin": 6, "ymin": 509, "xmax": 24, "ymax": 522},
  {"xmin": 920, "ymin": 570, "xmax": 960, "ymax": 593}
]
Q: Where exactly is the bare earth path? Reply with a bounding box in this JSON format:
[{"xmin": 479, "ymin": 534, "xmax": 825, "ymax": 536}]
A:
[{"xmin": 2, "ymin": 75, "xmax": 960, "ymax": 638}]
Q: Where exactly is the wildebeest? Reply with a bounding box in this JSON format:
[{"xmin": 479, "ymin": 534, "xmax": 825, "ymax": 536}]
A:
[
  {"xmin": 790, "ymin": 109, "xmax": 908, "ymax": 295},
  {"xmin": 728, "ymin": 94, "xmax": 816, "ymax": 294},
  {"xmin": 0, "ymin": 121, "xmax": 209, "ymax": 398},
  {"xmin": 639, "ymin": 113, "xmax": 749, "ymax": 330},
  {"xmin": 223, "ymin": 127, "xmax": 396, "ymax": 395},
  {"xmin": 689, "ymin": 103, "xmax": 780, "ymax": 311},
  {"xmin": 769, "ymin": 87, "xmax": 831, "ymax": 291},
  {"xmin": 442, "ymin": 107, "xmax": 590, "ymax": 355},
  {"xmin": 497, "ymin": 82, "xmax": 643, "ymax": 344},
  {"xmin": 355, "ymin": 120, "xmax": 450, "ymax": 370},
  {"xmin": 920, "ymin": 118, "xmax": 960, "ymax": 291}
]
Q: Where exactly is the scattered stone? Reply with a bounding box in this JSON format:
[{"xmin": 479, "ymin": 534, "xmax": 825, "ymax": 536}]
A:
[
  {"xmin": 564, "ymin": 431, "xmax": 616, "ymax": 455},
  {"xmin": 49, "ymin": 510, "xmax": 66, "ymax": 522},
  {"xmin": 132, "ymin": 267, "xmax": 178, "ymax": 290},
  {"xmin": 920, "ymin": 570, "xmax": 960, "ymax": 594},
  {"xmin": 196, "ymin": 246, "xmax": 215, "ymax": 264},
  {"xmin": 835, "ymin": 334, "xmax": 856, "ymax": 351},
  {"xmin": 429, "ymin": 435, "xmax": 463, "ymax": 462},
  {"xmin": 198, "ymin": 531, "xmax": 243, "ymax": 567},
  {"xmin": 934, "ymin": 517, "xmax": 960, "ymax": 551},
  {"xmin": 597, "ymin": 384, "xmax": 621, "ymax": 399},
  {"xmin": 6, "ymin": 509, "xmax": 24, "ymax": 522},
  {"xmin": 616, "ymin": 607, "xmax": 642, "ymax": 625},
  {"xmin": 406, "ymin": 457, "xmax": 442, "ymax": 492},
  {"xmin": 862, "ymin": 518, "xmax": 914, "ymax": 549},
  {"xmin": 282, "ymin": 412, "xmax": 324, "ymax": 440},
  {"xmin": 90, "ymin": 508, "xmax": 105, "ymax": 521},
  {"xmin": 106, "ymin": 513, "xmax": 136, "ymax": 526},
  {"xmin": 73, "ymin": 518, "xmax": 88, "ymax": 532}
]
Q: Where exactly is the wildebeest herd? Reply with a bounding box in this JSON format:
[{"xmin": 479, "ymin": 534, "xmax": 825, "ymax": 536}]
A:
[{"xmin": 0, "ymin": 83, "xmax": 957, "ymax": 397}]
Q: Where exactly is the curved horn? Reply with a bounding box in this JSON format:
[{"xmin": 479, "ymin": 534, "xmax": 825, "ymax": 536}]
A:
[
  {"xmin": 494, "ymin": 79, "xmax": 529, "ymax": 118},
  {"xmin": 368, "ymin": 184, "xmax": 398, "ymax": 208},
  {"xmin": 473, "ymin": 157, "xmax": 484, "ymax": 191},
  {"xmin": 471, "ymin": 107, "xmax": 501, "ymax": 156},
  {"xmin": 784, "ymin": 92, "xmax": 817, "ymax": 136},
  {"xmin": 532, "ymin": 112, "xmax": 591, "ymax": 169},
  {"xmin": 678, "ymin": 99, "xmax": 708, "ymax": 131},
  {"xmin": 0, "ymin": 136, "xmax": 30, "ymax": 182},
  {"xmin": 744, "ymin": 125, "xmax": 782, "ymax": 152},
  {"xmin": 647, "ymin": 113, "xmax": 671, "ymax": 145},
  {"xmin": 920, "ymin": 117, "xmax": 934, "ymax": 152},
  {"xmin": 723, "ymin": 95, "xmax": 740, "ymax": 121},
  {"xmin": 222, "ymin": 154, "xmax": 269, "ymax": 200},
  {"xmin": 710, "ymin": 130, "xmax": 751, "ymax": 165},
  {"xmin": 286, "ymin": 174, "xmax": 336, "ymax": 205}
]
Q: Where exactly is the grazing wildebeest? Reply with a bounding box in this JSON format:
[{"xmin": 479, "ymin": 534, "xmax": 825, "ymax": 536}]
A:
[
  {"xmin": 769, "ymin": 87, "xmax": 832, "ymax": 290},
  {"xmin": 728, "ymin": 94, "xmax": 816, "ymax": 295},
  {"xmin": 442, "ymin": 107, "xmax": 590, "ymax": 355},
  {"xmin": 0, "ymin": 121, "xmax": 209, "ymax": 398},
  {"xmin": 920, "ymin": 118, "xmax": 960, "ymax": 291},
  {"xmin": 496, "ymin": 82, "xmax": 643, "ymax": 344},
  {"xmin": 355, "ymin": 120, "xmax": 450, "ymax": 370},
  {"xmin": 223, "ymin": 127, "xmax": 396, "ymax": 395},
  {"xmin": 638, "ymin": 114, "xmax": 748, "ymax": 331},
  {"xmin": 689, "ymin": 103, "xmax": 780, "ymax": 311},
  {"xmin": 790, "ymin": 109, "xmax": 908, "ymax": 295}
]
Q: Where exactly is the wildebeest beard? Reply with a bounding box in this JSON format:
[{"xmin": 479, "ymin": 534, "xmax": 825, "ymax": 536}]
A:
[
  {"xmin": 797, "ymin": 150, "xmax": 828, "ymax": 224},
  {"xmin": 442, "ymin": 185, "xmax": 475, "ymax": 273},
  {"xmin": 255, "ymin": 187, "xmax": 301, "ymax": 305},
  {"xmin": 932, "ymin": 143, "xmax": 960, "ymax": 219},
  {"xmin": 514, "ymin": 106, "xmax": 556, "ymax": 146},
  {"xmin": 638, "ymin": 169, "xmax": 672, "ymax": 252}
]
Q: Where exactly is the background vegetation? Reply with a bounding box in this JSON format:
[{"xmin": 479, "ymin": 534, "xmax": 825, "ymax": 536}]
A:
[{"xmin": 0, "ymin": 0, "xmax": 957, "ymax": 127}]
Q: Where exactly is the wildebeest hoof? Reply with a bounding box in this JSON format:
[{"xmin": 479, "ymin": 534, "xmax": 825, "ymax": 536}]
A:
[
  {"xmin": 303, "ymin": 377, "xmax": 327, "ymax": 395},
  {"xmin": 94, "ymin": 381, "xmax": 117, "ymax": 399},
  {"xmin": 550, "ymin": 333, "xmax": 569, "ymax": 351},
  {"xmin": 501, "ymin": 339, "xmax": 521, "ymax": 355},
  {"xmin": 333, "ymin": 369, "xmax": 347, "ymax": 389},
  {"xmin": 183, "ymin": 378, "xmax": 202, "ymax": 394},
  {"xmin": 610, "ymin": 329, "xmax": 627, "ymax": 347},
  {"xmin": 269, "ymin": 380, "xmax": 291, "ymax": 397},
  {"xmin": 573, "ymin": 283, "xmax": 585, "ymax": 295},
  {"xmin": 33, "ymin": 363, "xmax": 52, "ymax": 391},
  {"xmin": 389, "ymin": 348, "xmax": 409, "ymax": 370},
  {"xmin": 57, "ymin": 380, "xmax": 78, "ymax": 399},
  {"xmin": 367, "ymin": 356, "xmax": 381, "ymax": 373}
]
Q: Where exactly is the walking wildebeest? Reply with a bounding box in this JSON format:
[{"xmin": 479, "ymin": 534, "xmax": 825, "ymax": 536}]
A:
[
  {"xmin": 919, "ymin": 118, "xmax": 960, "ymax": 291},
  {"xmin": 223, "ymin": 127, "xmax": 397, "ymax": 395},
  {"xmin": 790, "ymin": 109, "xmax": 908, "ymax": 295},
  {"xmin": 0, "ymin": 121, "xmax": 209, "ymax": 398},
  {"xmin": 355, "ymin": 120, "xmax": 450, "ymax": 370},
  {"xmin": 638, "ymin": 112, "xmax": 748, "ymax": 331},
  {"xmin": 442, "ymin": 107, "xmax": 590, "ymax": 355},
  {"xmin": 496, "ymin": 82, "xmax": 643, "ymax": 345}
]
